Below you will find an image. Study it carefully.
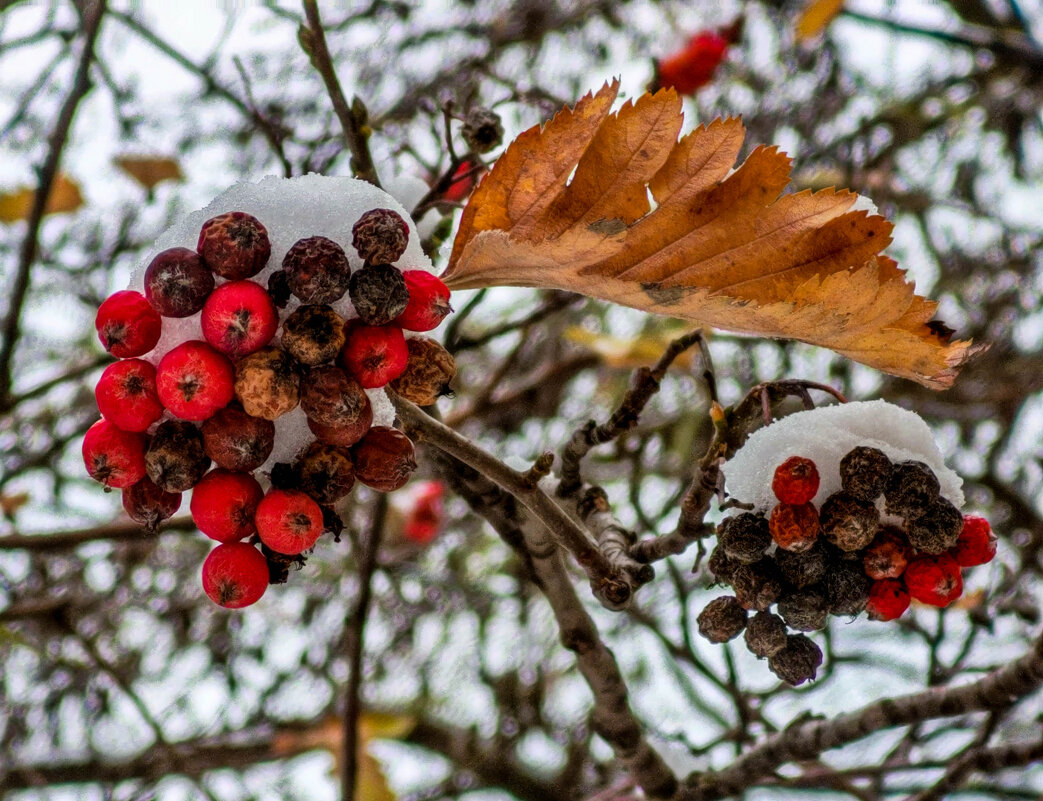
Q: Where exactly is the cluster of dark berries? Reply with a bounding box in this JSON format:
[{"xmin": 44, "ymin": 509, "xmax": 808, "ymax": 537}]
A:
[
  {"xmin": 85, "ymin": 208, "xmax": 456, "ymax": 609},
  {"xmin": 698, "ymin": 451, "xmax": 997, "ymax": 686}
]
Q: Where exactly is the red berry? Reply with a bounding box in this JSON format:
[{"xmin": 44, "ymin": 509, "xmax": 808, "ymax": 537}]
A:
[
  {"xmin": 190, "ymin": 468, "xmax": 264, "ymax": 543},
  {"xmin": 144, "ymin": 247, "xmax": 215, "ymax": 317},
  {"xmin": 201, "ymin": 542, "xmax": 269, "ymax": 608},
  {"xmin": 197, "ymin": 211, "xmax": 271, "ymax": 280},
  {"xmin": 95, "ymin": 291, "xmax": 162, "ymax": 357},
  {"xmin": 952, "ymin": 515, "xmax": 997, "ymax": 567},
  {"xmin": 353, "ymin": 426, "xmax": 417, "ymax": 492},
  {"xmin": 768, "ymin": 502, "xmax": 819, "ymax": 552},
  {"xmin": 255, "ymin": 489, "xmax": 324, "ymax": 555},
  {"xmin": 82, "ymin": 419, "xmax": 147, "ymax": 489},
  {"xmin": 905, "ymin": 553, "xmax": 963, "ymax": 608},
  {"xmin": 440, "ymin": 159, "xmax": 483, "ymax": 203},
  {"xmin": 866, "ymin": 579, "xmax": 910, "ymax": 621},
  {"xmin": 339, "ymin": 323, "xmax": 408, "ymax": 388},
  {"xmin": 201, "ymin": 280, "xmax": 278, "ymax": 359},
  {"xmin": 404, "ymin": 481, "xmax": 444, "ymax": 544},
  {"xmin": 156, "ymin": 341, "xmax": 235, "ymax": 421},
  {"xmin": 863, "ymin": 527, "xmax": 911, "ymax": 580},
  {"xmin": 95, "ymin": 359, "xmax": 164, "ymax": 432},
  {"xmin": 656, "ymin": 30, "xmax": 729, "ymax": 96},
  {"xmin": 395, "ymin": 271, "xmax": 452, "ymax": 332},
  {"xmin": 122, "ymin": 477, "xmax": 181, "ymax": 532},
  {"xmin": 772, "ymin": 456, "xmax": 820, "ymax": 505}
]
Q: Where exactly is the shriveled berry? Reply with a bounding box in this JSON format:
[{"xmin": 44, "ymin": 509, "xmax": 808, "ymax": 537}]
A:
[
  {"xmin": 707, "ymin": 544, "xmax": 738, "ymax": 585},
  {"xmin": 82, "ymin": 419, "xmax": 147, "ymax": 489},
  {"xmin": 95, "ymin": 359, "xmax": 163, "ymax": 432},
  {"xmin": 191, "ymin": 469, "xmax": 264, "ymax": 543},
  {"xmin": 824, "ymin": 560, "xmax": 870, "ymax": 617},
  {"xmin": 233, "ymin": 347, "xmax": 301, "ymax": 420},
  {"xmin": 156, "ymin": 341, "xmax": 236, "ymax": 421},
  {"xmin": 95, "ymin": 290, "xmax": 162, "ymax": 357},
  {"xmin": 905, "ymin": 553, "xmax": 963, "ymax": 607},
  {"xmin": 201, "ymin": 404, "xmax": 275, "ymax": 472},
  {"xmin": 696, "ymin": 596, "xmax": 748, "ymax": 643},
  {"xmin": 732, "ymin": 558, "xmax": 784, "ymax": 611},
  {"xmin": 768, "ymin": 634, "xmax": 823, "ymax": 686},
  {"xmin": 352, "ymin": 426, "xmax": 417, "ymax": 492},
  {"xmin": 122, "ymin": 477, "xmax": 181, "ymax": 532},
  {"xmin": 352, "ymin": 208, "xmax": 409, "ymax": 265},
  {"xmin": 295, "ymin": 442, "xmax": 355, "ymax": 505},
  {"xmin": 267, "ymin": 270, "xmax": 292, "ymax": 308},
  {"xmin": 884, "ymin": 461, "xmax": 940, "ymax": 520},
  {"xmin": 461, "ymin": 107, "xmax": 504, "ymax": 153},
  {"xmin": 145, "ymin": 420, "xmax": 210, "ymax": 493},
  {"xmin": 348, "ymin": 263, "xmax": 410, "ymax": 325},
  {"xmin": 778, "ymin": 587, "xmax": 829, "ymax": 631},
  {"xmin": 307, "ymin": 400, "xmax": 373, "ymax": 448},
  {"xmin": 772, "ymin": 456, "xmax": 820, "ymax": 505},
  {"xmin": 300, "ymin": 366, "xmax": 370, "ymax": 428},
  {"xmin": 716, "ymin": 513, "xmax": 771, "ymax": 564},
  {"xmin": 744, "ymin": 611, "xmax": 788, "ymax": 658},
  {"xmin": 389, "ymin": 337, "xmax": 457, "ymax": 406},
  {"xmin": 906, "ymin": 497, "xmax": 963, "ymax": 554},
  {"xmin": 769, "ymin": 502, "xmax": 819, "ymax": 553},
  {"xmin": 840, "ymin": 446, "xmax": 892, "ymax": 502},
  {"xmin": 201, "ymin": 542, "xmax": 269, "ymax": 608},
  {"xmin": 201, "ymin": 280, "xmax": 278, "ymax": 359},
  {"xmin": 255, "ymin": 489, "xmax": 324, "ymax": 555},
  {"xmin": 339, "ymin": 323, "xmax": 408, "ymax": 388},
  {"xmin": 280, "ymin": 304, "xmax": 346, "ymax": 366},
  {"xmin": 144, "ymin": 247, "xmax": 214, "ymax": 317},
  {"xmin": 395, "ymin": 271, "xmax": 452, "ymax": 332},
  {"xmin": 197, "ymin": 211, "xmax": 271, "ymax": 280},
  {"xmin": 862, "ymin": 527, "xmax": 911, "ymax": 580},
  {"xmin": 282, "ymin": 236, "xmax": 351, "ymax": 303},
  {"xmin": 952, "ymin": 515, "xmax": 997, "ymax": 567},
  {"xmin": 866, "ymin": 579, "xmax": 910, "ymax": 621},
  {"xmin": 776, "ymin": 542, "xmax": 827, "ymax": 589},
  {"xmin": 820, "ymin": 491, "xmax": 879, "ymax": 552}
]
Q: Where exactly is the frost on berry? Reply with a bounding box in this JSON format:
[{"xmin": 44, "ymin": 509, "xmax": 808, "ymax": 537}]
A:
[
  {"xmin": 339, "ymin": 323, "xmax": 409, "ymax": 388},
  {"xmin": 300, "ymin": 366, "xmax": 369, "ymax": 428},
  {"xmin": 772, "ymin": 456, "xmax": 820, "ymax": 505},
  {"xmin": 190, "ymin": 468, "xmax": 264, "ymax": 543},
  {"xmin": 775, "ymin": 542, "xmax": 827, "ymax": 589},
  {"xmin": 144, "ymin": 247, "xmax": 215, "ymax": 318},
  {"xmin": 745, "ymin": 611, "xmax": 788, "ymax": 659},
  {"xmin": 696, "ymin": 596, "xmax": 748, "ymax": 643},
  {"xmin": 282, "ymin": 236, "xmax": 351, "ymax": 304},
  {"xmin": 352, "ymin": 426, "xmax": 417, "ymax": 492},
  {"xmin": 389, "ymin": 337, "xmax": 457, "ymax": 406},
  {"xmin": 201, "ymin": 542, "xmax": 269, "ymax": 609},
  {"xmin": 156, "ymin": 341, "xmax": 236, "ymax": 421},
  {"xmin": 95, "ymin": 290, "xmax": 162, "ymax": 357},
  {"xmin": 461, "ymin": 107, "xmax": 504, "ymax": 153},
  {"xmin": 348, "ymin": 263, "xmax": 410, "ymax": 326},
  {"xmin": 197, "ymin": 211, "xmax": 271, "ymax": 280},
  {"xmin": 862, "ymin": 527, "xmax": 911, "ymax": 580},
  {"xmin": 866, "ymin": 579, "xmax": 910, "ymax": 621},
  {"xmin": 777, "ymin": 588, "xmax": 829, "ymax": 631},
  {"xmin": 145, "ymin": 420, "xmax": 210, "ymax": 493},
  {"xmin": 307, "ymin": 398, "xmax": 373, "ymax": 449},
  {"xmin": 281, "ymin": 304, "xmax": 346, "ymax": 366},
  {"xmin": 122, "ymin": 477, "xmax": 182, "ymax": 532},
  {"xmin": 906, "ymin": 497, "xmax": 964, "ymax": 554},
  {"xmin": 82, "ymin": 419, "xmax": 147, "ymax": 489},
  {"xmin": 201, "ymin": 280, "xmax": 279, "ymax": 359},
  {"xmin": 295, "ymin": 442, "xmax": 355, "ymax": 505},
  {"xmin": 824, "ymin": 560, "xmax": 870, "ymax": 617},
  {"xmin": 201, "ymin": 403, "xmax": 275, "ymax": 472},
  {"xmin": 396, "ymin": 271, "xmax": 452, "ymax": 332},
  {"xmin": 840, "ymin": 446, "xmax": 892, "ymax": 502},
  {"xmin": 95, "ymin": 359, "xmax": 164, "ymax": 433},
  {"xmin": 952, "ymin": 515, "xmax": 997, "ymax": 567},
  {"xmin": 352, "ymin": 208, "xmax": 409, "ymax": 265},
  {"xmin": 905, "ymin": 553, "xmax": 963, "ymax": 607},
  {"xmin": 233, "ymin": 347, "xmax": 301, "ymax": 420},
  {"xmin": 884, "ymin": 461, "xmax": 940, "ymax": 520},
  {"xmin": 731, "ymin": 558, "xmax": 784, "ymax": 611},
  {"xmin": 255, "ymin": 489, "xmax": 324, "ymax": 555},
  {"xmin": 769, "ymin": 502, "xmax": 819, "ymax": 553},
  {"xmin": 768, "ymin": 634, "xmax": 823, "ymax": 686},
  {"xmin": 716, "ymin": 513, "xmax": 771, "ymax": 564},
  {"xmin": 820, "ymin": 491, "xmax": 879, "ymax": 552}
]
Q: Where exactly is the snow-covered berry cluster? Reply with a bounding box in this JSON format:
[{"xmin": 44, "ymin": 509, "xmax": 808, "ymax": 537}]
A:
[
  {"xmin": 698, "ymin": 401, "xmax": 998, "ymax": 686},
  {"xmin": 83, "ymin": 177, "xmax": 456, "ymax": 610}
]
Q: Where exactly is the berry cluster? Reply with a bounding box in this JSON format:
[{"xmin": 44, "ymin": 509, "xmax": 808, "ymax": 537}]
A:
[
  {"xmin": 699, "ymin": 450, "xmax": 997, "ymax": 685},
  {"xmin": 85, "ymin": 208, "xmax": 455, "ymax": 609}
]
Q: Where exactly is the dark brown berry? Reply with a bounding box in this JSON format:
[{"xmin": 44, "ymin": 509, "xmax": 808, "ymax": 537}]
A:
[
  {"xmin": 233, "ymin": 347, "xmax": 301, "ymax": 420},
  {"xmin": 884, "ymin": 461, "xmax": 940, "ymax": 520},
  {"xmin": 281, "ymin": 304, "xmax": 346, "ymax": 366},
  {"xmin": 768, "ymin": 634, "xmax": 823, "ymax": 686},
  {"xmin": 840, "ymin": 446, "xmax": 892, "ymax": 502},
  {"xmin": 824, "ymin": 560, "xmax": 870, "ymax": 617},
  {"xmin": 348, "ymin": 263, "xmax": 410, "ymax": 325},
  {"xmin": 716, "ymin": 513, "xmax": 771, "ymax": 564},
  {"xmin": 300, "ymin": 366, "xmax": 370, "ymax": 429},
  {"xmin": 267, "ymin": 270, "xmax": 292, "ymax": 308},
  {"xmin": 906, "ymin": 496, "xmax": 964, "ymax": 554},
  {"xmin": 145, "ymin": 420, "xmax": 210, "ymax": 493},
  {"xmin": 307, "ymin": 402, "xmax": 374, "ymax": 449},
  {"xmin": 745, "ymin": 611, "xmax": 788, "ymax": 659},
  {"xmin": 352, "ymin": 208, "xmax": 409, "ymax": 264},
  {"xmin": 295, "ymin": 442, "xmax": 355, "ymax": 505},
  {"xmin": 732, "ymin": 558, "xmax": 784, "ymax": 611},
  {"xmin": 144, "ymin": 247, "xmax": 215, "ymax": 317},
  {"xmin": 697, "ymin": 596, "xmax": 748, "ymax": 643},
  {"xmin": 389, "ymin": 337, "xmax": 457, "ymax": 406},
  {"xmin": 282, "ymin": 236, "xmax": 351, "ymax": 304},
  {"xmin": 352, "ymin": 427, "xmax": 417, "ymax": 492},
  {"xmin": 820, "ymin": 491, "xmax": 879, "ymax": 552},
  {"xmin": 778, "ymin": 587, "xmax": 829, "ymax": 631},
  {"xmin": 122, "ymin": 477, "xmax": 182, "ymax": 532},
  {"xmin": 260, "ymin": 542, "xmax": 305, "ymax": 585},
  {"xmin": 197, "ymin": 211, "xmax": 271, "ymax": 280},
  {"xmin": 461, "ymin": 108, "xmax": 504, "ymax": 153},
  {"xmin": 776, "ymin": 541, "xmax": 827, "ymax": 589},
  {"xmin": 201, "ymin": 404, "xmax": 275, "ymax": 472},
  {"xmin": 707, "ymin": 545, "xmax": 738, "ymax": 585}
]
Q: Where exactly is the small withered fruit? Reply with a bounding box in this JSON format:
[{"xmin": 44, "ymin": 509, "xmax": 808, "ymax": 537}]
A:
[
  {"xmin": 197, "ymin": 211, "xmax": 271, "ymax": 280},
  {"xmin": 282, "ymin": 235, "xmax": 351, "ymax": 304},
  {"xmin": 716, "ymin": 513, "xmax": 771, "ymax": 564},
  {"xmin": 820, "ymin": 491, "xmax": 879, "ymax": 552},
  {"xmin": 234, "ymin": 347, "xmax": 301, "ymax": 420},
  {"xmin": 201, "ymin": 403, "xmax": 275, "ymax": 472},
  {"xmin": 906, "ymin": 496, "xmax": 964, "ymax": 554},
  {"xmin": 145, "ymin": 420, "xmax": 210, "ymax": 493},
  {"xmin": 697, "ymin": 596, "xmax": 748, "ymax": 643},
  {"xmin": 839, "ymin": 446, "xmax": 892, "ymax": 502},
  {"xmin": 352, "ymin": 208, "xmax": 409, "ymax": 265},
  {"xmin": 461, "ymin": 107, "xmax": 504, "ymax": 154},
  {"xmin": 122, "ymin": 477, "xmax": 181, "ymax": 532},
  {"xmin": 768, "ymin": 634, "xmax": 823, "ymax": 686},
  {"xmin": 300, "ymin": 365, "xmax": 369, "ymax": 429},
  {"xmin": 884, "ymin": 460, "xmax": 940, "ymax": 520},
  {"xmin": 732, "ymin": 557, "xmax": 784, "ymax": 611},
  {"xmin": 348, "ymin": 263, "xmax": 410, "ymax": 325},
  {"xmin": 824, "ymin": 560, "xmax": 871, "ymax": 617},
  {"xmin": 295, "ymin": 441, "xmax": 356, "ymax": 506},
  {"xmin": 352, "ymin": 426, "xmax": 417, "ymax": 492},
  {"xmin": 777, "ymin": 587, "xmax": 829, "ymax": 632},
  {"xmin": 389, "ymin": 337, "xmax": 457, "ymax": 405},
  {"xmin": 745, "ymin": 611, "xmax": 788, "ymax": 659},
  {"xmin": 281, "ymin": 304, "xmax": 346, "ymax": 366},
  {"xmin": 775, "ymin": 541, "xmax": 828, "ymax": 589}
]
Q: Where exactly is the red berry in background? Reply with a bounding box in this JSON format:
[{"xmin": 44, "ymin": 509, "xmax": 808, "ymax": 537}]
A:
[
  {"xmin": 144, "ymin": 247, "xmax": 215, "ymax": 317},
  {"xmin": 95, "ymin": 359, "xmax": 164, "ymax": 432},
  {"xmin": 197, "ymin": 211, "xmax": 271, "ymax": 280},
  {"xmin": 655, "ymin": 30, "xmax": 730, "ymax": 96},
  {"xmin": 201, "ymin": 280, "xmax": 278, "ymax": 359},
  {"xmin": 395, "ymin": 271, "xmax": 453, "ymax": 332},
  {"xmin": 191, "ymin": 468, "xmax": 264, "ymax": 543},
  {"xmin": 201, "ymin": 404, "xmax": 275, "ymax": 472},
  {"xmin": 95, "ymin": 290, "xmax": 161, "ymax": 357},
  {"xmin": 866, "ymin": 579, "xmax": 910, "ymax": 621},
  {"xmin": 255, "ymin": 489, "xmax": 324, "ymax": 555},
  {"xmin": 404, "ymin": 481, "xmax": 445, "ymax": 544},
  {"xmin": 339, "ymin": 323, "xmax": 408, "ymax": 388},
  {"xmin": 82, "ymin": 418, "xmax": 147, "ymax": 489},
  {"xmin": 863, "ymin": 527, "xmax": 911, "ymax": 580},
  {"xmin": 156, "ymin": 340, "xmax": 235, "ymax": 421},
  {"xmin": 905, "ymin": 553, "xmax": 963, "ymax": 608},
  {"xmin": 353, "ymin": 426, "xmax": 417, "ymax": 492},
  {"xmin": 772, "ymin": 456, "xmax": 820, "ymax": 505},
  {"xmin": 769, "ymin": 502, "xmax": 819, "ymax": 552},
  {"xmin": 201, "ymin": 542, "xmax": 269, "ymax": 609},
  {"xmin": 952, "ymin": 515, "xmax": 997, "ymax": 567},
  {"xmin": 122, "ymin": 477, "xmax": 181, "ymax": 532},
  {"xmin": 440, "ymin": 159, "xmax": 483, "ymax": 203}
]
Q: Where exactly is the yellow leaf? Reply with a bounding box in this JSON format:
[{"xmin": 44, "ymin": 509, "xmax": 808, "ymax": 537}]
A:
[
  {"xmin": 796, "ymin": 0, "xmax": 845, "ymax": 41},
  {"xmin": 443, "ymin": 82, "xmax": 982, "ymax": 389},
  {"xmin": 0, "ymin": 173, "xmax": 83, "ymax": 223},
  {"xmin": 0, "ymin": 492, "xmax": 30, "ymax": 520},
  {"xmin": 113, "ymin": 155, "xmax": 183, "ymax": 191},
  {"xmin": 357, "ymin": 752, "xmax": 397, "ymax": 801},
  {"xmin": 565, "ymin": 326, "xmax": 695, "ymax": 370}
]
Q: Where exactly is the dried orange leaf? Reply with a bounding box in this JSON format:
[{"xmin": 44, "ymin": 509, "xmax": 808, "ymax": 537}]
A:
[
  {"xmin": 113, "ymin": 155, "xmax": 183, "ymax": 190},
  {"xmin": 0, "ymin": 173, "xmax": 84, "ymax": 223},
  {"xmin": 443, "ymin": 83, "xmax": 981, "ymax": 389},
  {"xmin": 796, "ymin": 0, "xmax": 846, "ymax": 41}
]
